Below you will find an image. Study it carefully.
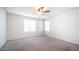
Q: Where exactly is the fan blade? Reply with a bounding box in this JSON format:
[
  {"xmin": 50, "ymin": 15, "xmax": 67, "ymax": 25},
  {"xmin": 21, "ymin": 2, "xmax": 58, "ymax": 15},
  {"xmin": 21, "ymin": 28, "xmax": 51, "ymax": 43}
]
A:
[{"xmin": 44, "ymin": 10, "xmax": 50, "ymax": 12}]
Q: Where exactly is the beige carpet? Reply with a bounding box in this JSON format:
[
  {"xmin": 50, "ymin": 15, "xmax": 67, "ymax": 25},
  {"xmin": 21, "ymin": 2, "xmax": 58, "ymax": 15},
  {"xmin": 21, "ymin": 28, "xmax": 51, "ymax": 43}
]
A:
[{"xmin": 0, "ymin": 36, "xmax": 79, "ymax": 51}]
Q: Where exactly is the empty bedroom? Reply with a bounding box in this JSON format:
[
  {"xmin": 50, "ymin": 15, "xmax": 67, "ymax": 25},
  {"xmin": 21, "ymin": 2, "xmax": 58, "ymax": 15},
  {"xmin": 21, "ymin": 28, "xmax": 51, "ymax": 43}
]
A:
[{"xmin": 0, "ymin": 7, "xmax": 79, "ymax": 51}]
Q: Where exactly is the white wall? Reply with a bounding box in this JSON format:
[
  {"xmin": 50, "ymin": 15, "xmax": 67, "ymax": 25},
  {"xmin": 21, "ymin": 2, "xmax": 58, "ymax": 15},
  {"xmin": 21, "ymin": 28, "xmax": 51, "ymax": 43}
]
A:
[
  {"xmin": 0, "ymin": 8, "xmax": 7, "ymax": 48},
  {"xmin": 7, "ymin": 13, "xmax": 43, "ymax": 40},
  {"xmin": 45, "ymin": 8, "xmax": 79, "ymax": 45}
]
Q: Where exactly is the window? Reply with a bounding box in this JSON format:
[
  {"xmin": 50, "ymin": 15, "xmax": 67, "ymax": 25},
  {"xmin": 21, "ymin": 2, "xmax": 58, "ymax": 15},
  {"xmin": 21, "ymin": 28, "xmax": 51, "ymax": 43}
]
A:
[
  {"xmin": 24, "ymin": 20, "xmax": 36, "ymax": 32},
  {"xmin": 45, "ymin": 20, "xmax": 50, "ymax": 31}
]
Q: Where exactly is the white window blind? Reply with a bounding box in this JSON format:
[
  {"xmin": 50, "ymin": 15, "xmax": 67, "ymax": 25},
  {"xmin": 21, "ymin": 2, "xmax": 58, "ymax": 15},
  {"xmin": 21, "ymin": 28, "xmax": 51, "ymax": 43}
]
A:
[
  {"xmin": 24, "ymin": 20, "xmax": 36, "ymax": 32},
  {"xmin": 45, "ymin": 20, "xmax": 50, "ymax": 31}
]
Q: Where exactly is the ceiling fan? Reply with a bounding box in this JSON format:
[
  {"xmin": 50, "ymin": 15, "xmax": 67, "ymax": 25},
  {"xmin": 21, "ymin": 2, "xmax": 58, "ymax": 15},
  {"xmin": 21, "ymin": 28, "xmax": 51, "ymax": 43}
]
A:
[{"xmin": 35, "ymin": 7, "xmax": 50, "ymax": 15}]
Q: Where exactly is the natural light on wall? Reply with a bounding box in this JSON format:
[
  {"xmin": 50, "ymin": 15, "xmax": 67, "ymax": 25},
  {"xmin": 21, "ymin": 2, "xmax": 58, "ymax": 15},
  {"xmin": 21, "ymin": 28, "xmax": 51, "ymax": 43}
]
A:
[
  {"xmin": 24, "ymin": 20, "xmax": 36, "ymax": 32},
  {"xmin": 45, "ymin": 20, "xmax": 50, "ymax": 31}
]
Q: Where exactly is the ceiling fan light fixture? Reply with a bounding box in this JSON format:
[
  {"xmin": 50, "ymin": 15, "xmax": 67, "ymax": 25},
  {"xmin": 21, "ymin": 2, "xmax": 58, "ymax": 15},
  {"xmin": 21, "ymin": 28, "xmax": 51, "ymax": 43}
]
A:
[{"xmin": 34, "ymin": 7, "xmax": 50, "ymax": 15}]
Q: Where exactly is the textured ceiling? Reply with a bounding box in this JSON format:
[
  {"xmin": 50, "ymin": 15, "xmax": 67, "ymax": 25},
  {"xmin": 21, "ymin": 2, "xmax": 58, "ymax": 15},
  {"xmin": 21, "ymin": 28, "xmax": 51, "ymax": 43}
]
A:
[{"xmin": 4, "ymin": 7, "xmax": 79, "ymax": 19}]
